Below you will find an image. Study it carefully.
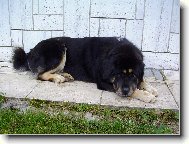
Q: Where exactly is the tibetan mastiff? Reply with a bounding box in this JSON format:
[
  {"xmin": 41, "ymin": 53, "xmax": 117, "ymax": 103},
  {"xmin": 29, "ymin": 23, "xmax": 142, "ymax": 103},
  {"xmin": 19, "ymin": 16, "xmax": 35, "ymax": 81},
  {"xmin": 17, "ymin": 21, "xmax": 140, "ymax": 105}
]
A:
[{"xmin": 13, "ymin": 37, "xmax": 156, "ymax": 97}]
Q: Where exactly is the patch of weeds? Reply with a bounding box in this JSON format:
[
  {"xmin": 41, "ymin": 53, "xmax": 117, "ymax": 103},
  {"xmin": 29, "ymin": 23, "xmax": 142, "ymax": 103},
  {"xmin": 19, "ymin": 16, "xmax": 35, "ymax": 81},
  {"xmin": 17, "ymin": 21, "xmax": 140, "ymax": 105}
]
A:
[
  {"xmin": 28, "ymin": 99, "xmax": 101, "ymax": 114},
  {"xmin": 0, "ymin": 97, "xmax": 180, "ymax": 134},
  {"xmin": 0, "ymin": 93, "xmax": 6, "ymax": 105},
  {"xmin": 160, "ymin": 109, "xmax": 180, "ymax": 122},
  {"xmin": 29, "ymin": 98, "xmax": 52, "ymax": 108},
  {"xmin": 0, "ymin": 109, "xmax": 175, "ymax": 134}
]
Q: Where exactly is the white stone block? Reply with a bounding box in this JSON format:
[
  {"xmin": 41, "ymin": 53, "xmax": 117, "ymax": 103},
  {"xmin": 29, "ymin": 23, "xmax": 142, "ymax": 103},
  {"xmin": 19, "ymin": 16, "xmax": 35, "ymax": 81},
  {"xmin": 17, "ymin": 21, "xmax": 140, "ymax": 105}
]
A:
[
  {"xmin": 0, "ymin": 0, "xmax": 11, "ymax": 46},
  {"xmin": 23, "ymin": 31, "xmax": 51, "ymax": 53},
  {"xmin": 90, "ymin": 18, "xmax": 99, "ymax": 37},
  {"xmin": 34, "ymin": 15, "xmax": 63, "ymax": 30},
  {"xmin": 170, "ymin": 0, "xmax": 180, "ymax": 33},
  {"xmin": 9, "ymin": 0, "xmax": 33, "ymax": 30},
  {"xmin": 136, "ymin": 0, "xmax": 145, "ymax": 19},
  {"xmin": 168, "ymin": 33, "xmax": 180, "ymax": 53},
  {"xmin": 142, "ymin": 0, "xmax": 173, "ymax": 52},
  {"xmin": 39, "ymin": 0, "xmax": 63, "ymax": 14},
  {"xmin": 99, "ymin": 19, "xmax": 126, "ymax": 37},
  {"xmin": 11, "ymin": 30, "xmax": 23, "ymax": 47},
  {"xmin": 126, "ymin": 20, "xmax": 143, "ymax": 49},
  {"xmin": 33, "ymin": 0, "xmax": 39, "ymax": 14},
  {"xmin": 143, "ymin": 52, "xmax": 179, "ymax": 70},
  {"xmin": 52, "ymin": 31, "xmax": 64, "ymax": 38},
  {"xmin": 64, "ymin": 0, "xmax": 90, "ymax": 37},
  {"xmin": 91, "ymin": 0, "xmax": 135, "ymax": 19},
  {"xmin": 0, "ymin": 47, "xmax": 13, "ymax": 62}
]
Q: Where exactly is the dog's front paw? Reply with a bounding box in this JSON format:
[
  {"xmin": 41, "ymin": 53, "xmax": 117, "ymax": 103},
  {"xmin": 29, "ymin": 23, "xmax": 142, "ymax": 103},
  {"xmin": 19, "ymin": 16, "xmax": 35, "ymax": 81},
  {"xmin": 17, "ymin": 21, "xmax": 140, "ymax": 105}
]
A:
[
  {"xmin": 150, "ymin": 87, "xmax": 158, "ymax": 97},
  {"xmin": 131, "ymin": 89, "xmax": 157, "ymax": 103},
  {"xmin": 142, "ymin": 91, "xmax": 157, "ymax": 103},
  {"xmin": 140, "ymin": 81, "xmax": 158, "ymax": 97}
]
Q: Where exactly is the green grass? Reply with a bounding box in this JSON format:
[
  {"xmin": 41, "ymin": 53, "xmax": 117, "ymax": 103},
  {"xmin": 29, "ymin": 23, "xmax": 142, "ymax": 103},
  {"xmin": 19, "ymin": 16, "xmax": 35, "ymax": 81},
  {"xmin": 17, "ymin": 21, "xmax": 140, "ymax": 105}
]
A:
[
  {"xmin": 0, "ymin": 92, "xmax": 6, "ymax": 105},
  {"xmin": 0, "ymin": 96, "xmax": 179, "ymax": 134}
]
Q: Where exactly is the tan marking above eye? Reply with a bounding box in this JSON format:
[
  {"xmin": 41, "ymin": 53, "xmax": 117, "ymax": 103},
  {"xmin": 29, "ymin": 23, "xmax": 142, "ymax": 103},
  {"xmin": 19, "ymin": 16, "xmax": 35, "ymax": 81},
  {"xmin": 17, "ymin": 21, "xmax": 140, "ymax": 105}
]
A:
[{"xmin": 128, "ymin": 69, "xmax": 133, "ymax": 73}]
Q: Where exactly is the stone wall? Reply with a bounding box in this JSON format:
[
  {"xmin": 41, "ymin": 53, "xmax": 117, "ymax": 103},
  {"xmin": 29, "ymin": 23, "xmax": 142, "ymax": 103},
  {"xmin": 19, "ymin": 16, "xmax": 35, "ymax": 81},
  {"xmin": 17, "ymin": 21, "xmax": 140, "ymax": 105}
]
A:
[{"xmin": 0, "ymin": 0, "xmax": 180, "ymax": 70}]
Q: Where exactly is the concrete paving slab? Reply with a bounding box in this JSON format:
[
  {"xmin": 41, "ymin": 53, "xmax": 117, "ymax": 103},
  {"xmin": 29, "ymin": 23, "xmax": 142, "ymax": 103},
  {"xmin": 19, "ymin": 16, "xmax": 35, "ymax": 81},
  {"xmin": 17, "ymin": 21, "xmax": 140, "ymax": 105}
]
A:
[
  {"xmin": 0, "ymin": 73, "xmax": 38, "ymax": 98},
  {"xmin": 152, "ymin": 69, "xmax": 164, "ymax": 81},
  {"xmin": 100, "ymin": 91, "xmax": 147, "ymax": 108},
  {"xmin": 167, "ymin": 81, "xmax": 180, "ymax": 107},
  {"xmin": 0, "ymin": 62, "xmax": 179, "ymax": 110},
  {"xmin": 144, "ymin": 69, "xmax": 157, "ymax": 83},
  {"xmin": 144, "ymin": 77, "xmax": 157, "ymax": 83},
  {"xmin": 101, "ymin": 82, "xmax": 178, "ymax": 110},
  {"xmin": 149, "ymin": 82, "xmax": 178, "ymax": 109},
  {"xmin": 27, "ymin": 80, "xmax": 102, "ymax": 105},
  {"xmin": 163, "ymin": 70, "xmax": 180, "ymax": 81},
  {"xmin": 144, "ymin": 69, "xmax": 154, "ymax": 77}
]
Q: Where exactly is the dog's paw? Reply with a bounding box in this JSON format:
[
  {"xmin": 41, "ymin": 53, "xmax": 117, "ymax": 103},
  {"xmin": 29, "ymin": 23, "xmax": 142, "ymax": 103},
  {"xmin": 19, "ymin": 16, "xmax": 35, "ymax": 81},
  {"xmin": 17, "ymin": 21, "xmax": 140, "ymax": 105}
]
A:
[
  {"xmin": 62, "ymin": 73, "xmax": 74, "ymax": 82},
  {"xmin": 146, "ymin": 86, "xmax": 158, "ymax": 97},
  {"xmin": 143, "ymin": 85, "xmax": 158, "ymax": 97},
  {"xmin": 131, "ymin": 89, "xmax": 157, "ymax": 103},
  {"xmin": 140, "ymin": 81, "xmax": 158, "ymax": 97},
  {"xmin": 51, "ymin": 75, "xmax": 66, "ymax": 83},
  {"xmin": 151, "ymin": 87, "xmax": 158, "ymax": 97},
  {"xmin": 143, "ymin": 91, "xmax": 157, "ymax": 103}
]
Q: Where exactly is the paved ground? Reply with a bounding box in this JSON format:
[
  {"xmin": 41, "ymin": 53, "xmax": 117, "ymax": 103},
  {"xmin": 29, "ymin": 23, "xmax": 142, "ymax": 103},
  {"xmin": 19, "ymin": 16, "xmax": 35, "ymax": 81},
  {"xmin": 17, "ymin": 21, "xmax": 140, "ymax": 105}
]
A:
[{"xmin": 0, "ymin": 62, "xmax": 180, "ymax": 110}]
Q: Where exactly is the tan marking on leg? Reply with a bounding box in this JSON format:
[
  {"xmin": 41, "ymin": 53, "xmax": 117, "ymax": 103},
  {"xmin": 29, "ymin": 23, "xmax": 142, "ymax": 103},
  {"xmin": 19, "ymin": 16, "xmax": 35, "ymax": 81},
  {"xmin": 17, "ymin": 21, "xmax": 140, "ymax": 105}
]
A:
[
  {"xmin": 38, "ymin": 72, "xmax": 66, "ymax": 83},
  {"xmin": 50, "ymin": 49, "xmax": 67, "ymax": 73},
  {"xmin": 131, "ymin": 89, "xmax": 157, "ymax": 103},
  {"xmin": 139, "ymin": 79, "xmax": 158, "ymax": 96},
  {"xmin": 38, "ymin": 50, "xmax": 67, "ymax": 83}
]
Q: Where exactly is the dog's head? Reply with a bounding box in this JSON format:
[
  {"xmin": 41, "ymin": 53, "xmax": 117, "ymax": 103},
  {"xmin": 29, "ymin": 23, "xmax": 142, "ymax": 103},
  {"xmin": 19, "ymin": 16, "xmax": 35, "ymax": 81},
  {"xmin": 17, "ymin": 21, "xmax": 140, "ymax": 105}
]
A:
[{"xmin": 102, "ymin": 43, "xmax": 144, "ymax": 97}]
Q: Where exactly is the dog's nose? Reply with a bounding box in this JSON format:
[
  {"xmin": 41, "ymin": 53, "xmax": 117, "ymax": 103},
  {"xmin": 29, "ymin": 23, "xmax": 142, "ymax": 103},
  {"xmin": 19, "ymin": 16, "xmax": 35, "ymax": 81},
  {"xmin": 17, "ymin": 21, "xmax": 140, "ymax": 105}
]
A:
[{"xmin": 123, "ymin": 87, "xmax": 129, "ymax": 95}]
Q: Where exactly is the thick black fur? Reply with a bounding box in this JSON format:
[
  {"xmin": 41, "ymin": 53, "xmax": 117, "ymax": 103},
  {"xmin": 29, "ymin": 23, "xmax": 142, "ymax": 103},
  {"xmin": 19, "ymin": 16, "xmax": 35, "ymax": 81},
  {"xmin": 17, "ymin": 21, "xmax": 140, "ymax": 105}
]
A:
[
  {"xmin": 12, "ymin": 48, "xmax": 29, "ymax": 71},
  {"xmin": 13, "ymin": 38, "xmax": 67, "ymax": 74},
  {"xmin": 13, "ymin": 37, "xmax": 145, "ymax": 96}
]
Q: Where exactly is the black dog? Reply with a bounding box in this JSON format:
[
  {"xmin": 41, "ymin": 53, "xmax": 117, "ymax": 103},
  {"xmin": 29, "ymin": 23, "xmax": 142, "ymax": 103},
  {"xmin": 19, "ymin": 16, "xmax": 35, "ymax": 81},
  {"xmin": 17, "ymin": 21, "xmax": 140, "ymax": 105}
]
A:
[{"xmin": 13, "ymin": 37, "xmax": 145, "ymax": 97}]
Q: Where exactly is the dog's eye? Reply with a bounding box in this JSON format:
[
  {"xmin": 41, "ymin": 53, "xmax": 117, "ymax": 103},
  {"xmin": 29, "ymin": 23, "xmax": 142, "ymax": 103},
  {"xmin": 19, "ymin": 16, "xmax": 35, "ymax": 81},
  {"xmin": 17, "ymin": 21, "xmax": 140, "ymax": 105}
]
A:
[
  {"xmin": 129, "ymin": 73, "xmax": 136, "ymax": 78},
  {"xmin": 116, "ymin": 73, "xmax": 121, "ymax": 77}
]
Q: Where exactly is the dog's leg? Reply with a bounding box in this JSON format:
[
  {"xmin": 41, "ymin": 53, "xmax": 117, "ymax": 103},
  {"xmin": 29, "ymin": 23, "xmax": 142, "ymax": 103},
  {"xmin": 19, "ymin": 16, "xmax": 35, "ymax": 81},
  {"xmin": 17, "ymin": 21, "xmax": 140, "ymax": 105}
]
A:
[
  {"xmin": 139, "ymin": 79, "xmax": 158, "ymax": 96},
  {"xmin": 131, "ymin": 89, "xmax": 157, "ymax": 103},
  {"xmin": 38, "ymin": 72, "xmax": 66, "ymax": 83}
]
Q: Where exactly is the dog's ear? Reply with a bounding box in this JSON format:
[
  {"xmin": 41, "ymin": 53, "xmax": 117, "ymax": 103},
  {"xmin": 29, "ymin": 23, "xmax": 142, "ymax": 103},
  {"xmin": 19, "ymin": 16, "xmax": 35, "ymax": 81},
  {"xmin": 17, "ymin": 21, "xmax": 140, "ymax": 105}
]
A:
[
  {"xmin": 101, "ymin": 58, "xmax": 114, "ymax": 81},
  {"xmin": 133, "ymin": 62, "xmax": 145, "ymax": 83},
  {"xmin": 107, "ymin": 47, "xmax": 122, "ymax": 59},
  {"xmin": 96, "ymin": 58, "xmax": 114, "ymax": 91},
  {"xmin": 95, "ymin": 56, "xmax": 114, "ymax": 83}
]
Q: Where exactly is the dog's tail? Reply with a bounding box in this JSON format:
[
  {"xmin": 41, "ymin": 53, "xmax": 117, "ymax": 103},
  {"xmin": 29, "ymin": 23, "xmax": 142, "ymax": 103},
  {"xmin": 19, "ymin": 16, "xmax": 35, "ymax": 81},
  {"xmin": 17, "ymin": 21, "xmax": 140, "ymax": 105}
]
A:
[{"xmin": 12, "ymin": 48, "xmax": 29, "ymax": 71}]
